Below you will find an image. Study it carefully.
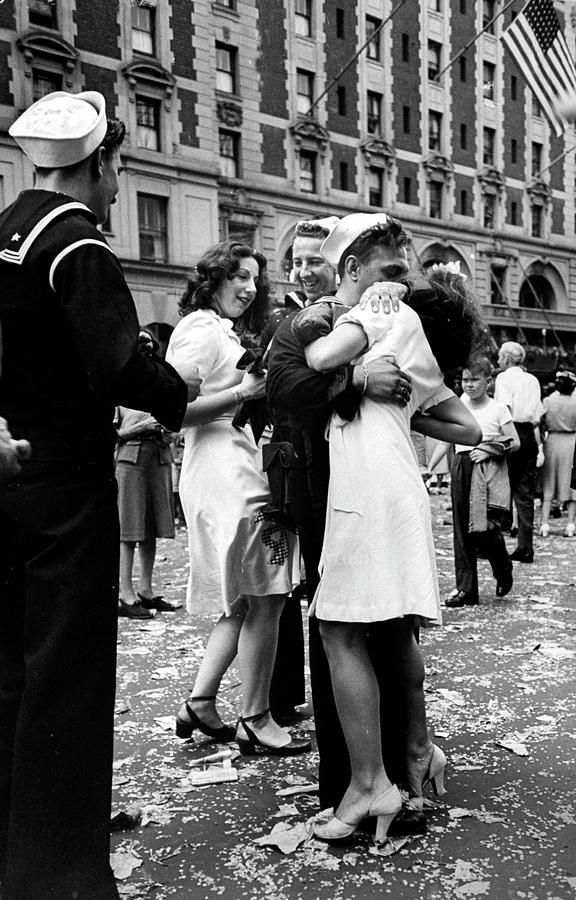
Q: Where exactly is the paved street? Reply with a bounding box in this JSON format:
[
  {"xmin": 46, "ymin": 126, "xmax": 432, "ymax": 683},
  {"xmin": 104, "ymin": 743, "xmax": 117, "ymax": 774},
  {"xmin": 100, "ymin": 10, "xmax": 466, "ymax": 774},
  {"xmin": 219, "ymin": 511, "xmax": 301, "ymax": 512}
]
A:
[{"xmin": 111, "ymin": 493, "xmax": 576, "ymax": 900}]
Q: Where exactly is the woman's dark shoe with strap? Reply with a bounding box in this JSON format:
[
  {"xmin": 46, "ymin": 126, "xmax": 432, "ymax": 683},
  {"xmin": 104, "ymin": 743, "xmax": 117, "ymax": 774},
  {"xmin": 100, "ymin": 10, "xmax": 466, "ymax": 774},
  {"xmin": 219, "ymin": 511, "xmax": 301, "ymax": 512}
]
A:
[
  {"xmin": 118, "ymin": 598, "xmax": 155, "ymax": 619},
  {"xmin": 175, "ymin": 695, "xmax": 236, "ymax": 742},
  {"xmin": 236, "ymin": 709, "xmax": 311, "ymax": 756}
]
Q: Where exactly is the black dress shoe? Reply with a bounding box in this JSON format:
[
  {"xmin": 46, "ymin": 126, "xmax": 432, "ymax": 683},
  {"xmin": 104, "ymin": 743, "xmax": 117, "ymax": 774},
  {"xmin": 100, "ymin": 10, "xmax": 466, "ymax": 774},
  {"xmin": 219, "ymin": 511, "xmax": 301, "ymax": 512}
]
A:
[
  {"xmin": 496, "ymin": 567, "xmax": 513, "ymax": 598},
  {"xmin": 118, "ymin": 598, "xmax": 155, "ymax": 619},
  {"xmin": 445, "ymin": 590, "xmax": 479, "ymax": 608},
  {"xmin": 508, "ymin": 549, "xmax": 533, "ymax": 563},
  {"xmin": 358, "ymin": 807, "xmax": 427, "ymax": 838},
  {"xmin": 137, "ymin": 592, "xmax": 182, "ymax": 612}
]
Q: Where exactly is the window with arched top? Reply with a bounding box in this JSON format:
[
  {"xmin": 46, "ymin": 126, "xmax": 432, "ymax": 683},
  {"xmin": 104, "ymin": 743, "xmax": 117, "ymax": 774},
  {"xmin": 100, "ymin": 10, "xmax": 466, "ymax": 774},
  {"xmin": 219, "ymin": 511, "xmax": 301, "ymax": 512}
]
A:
[{"xmin": 518, "ymin": 275, "xmax": 555, "ymax": 310}]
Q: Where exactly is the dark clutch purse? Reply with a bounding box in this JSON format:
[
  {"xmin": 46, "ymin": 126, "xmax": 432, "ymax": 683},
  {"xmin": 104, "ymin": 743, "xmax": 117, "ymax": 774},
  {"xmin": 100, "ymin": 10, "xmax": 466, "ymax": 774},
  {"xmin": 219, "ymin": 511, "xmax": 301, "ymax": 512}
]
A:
[{"xmin": 261, "ymin": 441, "xmax": 299, "ymax": 531}]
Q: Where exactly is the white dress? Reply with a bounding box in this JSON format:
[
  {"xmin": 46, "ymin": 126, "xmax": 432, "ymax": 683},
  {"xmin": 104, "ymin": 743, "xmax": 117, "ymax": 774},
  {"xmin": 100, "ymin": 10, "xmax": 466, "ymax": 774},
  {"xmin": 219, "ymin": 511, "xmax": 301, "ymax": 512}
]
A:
[
  {"xmin": 311, "ymin": 301, "xmax": 454, "ymax": 625},
  {"xmin": 166, "ymin": 309, "xmax": 300, "ymax": 615}
]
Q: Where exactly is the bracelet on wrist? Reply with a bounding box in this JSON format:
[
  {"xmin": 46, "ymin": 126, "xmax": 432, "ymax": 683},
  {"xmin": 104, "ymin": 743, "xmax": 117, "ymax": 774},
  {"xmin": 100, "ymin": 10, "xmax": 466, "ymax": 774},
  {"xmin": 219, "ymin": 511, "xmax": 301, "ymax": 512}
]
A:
[{"xmin": 361, "ymin": 363, "xmax": 369, "ymax": 396}]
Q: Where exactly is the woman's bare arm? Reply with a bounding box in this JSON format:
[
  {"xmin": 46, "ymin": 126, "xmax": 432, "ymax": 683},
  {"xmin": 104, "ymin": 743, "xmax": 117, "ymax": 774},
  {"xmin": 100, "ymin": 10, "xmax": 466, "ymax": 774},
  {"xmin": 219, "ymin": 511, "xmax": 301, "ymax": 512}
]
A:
[{"xmin": 411, "ymin": 396, "xmax": 482, "ymax": 446}]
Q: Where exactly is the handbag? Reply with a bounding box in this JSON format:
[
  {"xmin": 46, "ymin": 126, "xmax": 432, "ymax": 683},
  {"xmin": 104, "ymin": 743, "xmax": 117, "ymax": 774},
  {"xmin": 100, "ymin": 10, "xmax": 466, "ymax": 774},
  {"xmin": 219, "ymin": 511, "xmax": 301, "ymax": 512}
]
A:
[{"xmin": 261, "ymin": 441, "xmax": 299, "ymax": 531}]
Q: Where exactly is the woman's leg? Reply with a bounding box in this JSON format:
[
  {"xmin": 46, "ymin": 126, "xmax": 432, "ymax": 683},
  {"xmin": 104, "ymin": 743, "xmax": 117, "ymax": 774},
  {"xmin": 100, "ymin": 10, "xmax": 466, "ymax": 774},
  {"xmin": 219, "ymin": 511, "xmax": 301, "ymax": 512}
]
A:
[
  {"xmin": 119, "ymin": 541, "xmax": 138, "ymax": 604},
  {"xmin": 236, "ymin": 594, "xmax": 293, "ymax": 745},
  {"xmin": 319, "ymin": 619, "xmax": 394, "ymax": 823},
  {"xmin": 182, "ymin": 606, "xmax": 245, "ymax": 729},
  {"xmin": 136, "ymin": 538, "xmax": 156, "ymax": 597},
  {"xmin": 541, "ymin": 498, "xmax": 552, "ymax": 528}
]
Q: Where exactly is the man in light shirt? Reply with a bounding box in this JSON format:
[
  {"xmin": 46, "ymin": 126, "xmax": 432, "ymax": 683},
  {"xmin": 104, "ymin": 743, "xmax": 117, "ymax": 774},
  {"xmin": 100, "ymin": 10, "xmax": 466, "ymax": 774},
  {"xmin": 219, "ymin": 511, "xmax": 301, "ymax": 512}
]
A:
[{"xmin": 494, "ymin": 342, "xmax": 544, "ymax": 563}]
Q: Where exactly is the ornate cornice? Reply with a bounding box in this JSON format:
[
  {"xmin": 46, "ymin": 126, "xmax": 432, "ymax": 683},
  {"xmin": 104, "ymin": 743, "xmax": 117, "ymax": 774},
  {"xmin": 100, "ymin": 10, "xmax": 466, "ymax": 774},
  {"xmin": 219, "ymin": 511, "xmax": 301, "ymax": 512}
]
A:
[
  {"xmin": 121, "ymin": 59, "xmax": 176, "ymax": 108},
  {"xmin": 477, "ymin": 166, "xmax": 506, "ymax": 194},
  {"xmin": 289, "ymin": 117, "xmax": 329, "ymax": 154},
  {"xmin": 17, "ymin": 30, "xmax": 78, "ymax": 86},
  {"xmin": 422, "ymin": 153, "xmax": 453, "ymax": 183},
  {"xmin": 527, "ymin": 180, "xmax": 552, "ymax": 205},
  {"xmin": 360, "ymin": 138, "xmax": 395, "ymax": 169},
  {"xmin": 217, "ymin": 100, "xmax": 243, "ymax": 127}
]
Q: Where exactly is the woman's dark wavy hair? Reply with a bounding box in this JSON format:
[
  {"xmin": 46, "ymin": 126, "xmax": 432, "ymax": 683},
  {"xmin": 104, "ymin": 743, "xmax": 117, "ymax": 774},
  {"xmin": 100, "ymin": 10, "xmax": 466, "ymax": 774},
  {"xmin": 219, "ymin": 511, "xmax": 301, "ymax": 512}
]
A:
[
  {"xmin": 409, "ymin": 267, "xmax": 486, "ymax": 373},
  {"xmin": 178, "ymin": 240, "xmax": 271, "ymax": 334}
]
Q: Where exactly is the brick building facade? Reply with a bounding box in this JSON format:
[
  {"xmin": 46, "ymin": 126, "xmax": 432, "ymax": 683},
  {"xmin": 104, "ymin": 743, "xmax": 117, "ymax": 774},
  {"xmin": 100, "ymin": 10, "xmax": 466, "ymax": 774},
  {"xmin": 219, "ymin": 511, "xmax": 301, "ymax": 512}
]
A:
[{"xmin": 2, "ymin": 0, "xmax": 576, "ymax": 364}]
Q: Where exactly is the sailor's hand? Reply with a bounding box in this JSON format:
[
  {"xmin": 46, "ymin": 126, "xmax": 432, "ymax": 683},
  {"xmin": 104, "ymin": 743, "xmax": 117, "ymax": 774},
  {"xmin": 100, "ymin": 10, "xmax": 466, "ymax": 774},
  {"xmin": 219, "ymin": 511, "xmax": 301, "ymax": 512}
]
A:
[{"xmin": 359, "ymin": 282, "xmax": 408, "ymax": 314}]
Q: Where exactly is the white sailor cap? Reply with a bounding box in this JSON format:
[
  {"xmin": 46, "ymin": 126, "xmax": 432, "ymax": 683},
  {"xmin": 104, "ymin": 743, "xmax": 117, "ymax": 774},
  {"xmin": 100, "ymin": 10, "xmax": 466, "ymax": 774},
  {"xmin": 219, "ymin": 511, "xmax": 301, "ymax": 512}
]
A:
[
  {"xmin": 320, "ymin": 212, "xmax": 391, "ymax": 267},
  {"xmin": 9, "ymin": 91, "xmax": 107, "ymax": 168}
]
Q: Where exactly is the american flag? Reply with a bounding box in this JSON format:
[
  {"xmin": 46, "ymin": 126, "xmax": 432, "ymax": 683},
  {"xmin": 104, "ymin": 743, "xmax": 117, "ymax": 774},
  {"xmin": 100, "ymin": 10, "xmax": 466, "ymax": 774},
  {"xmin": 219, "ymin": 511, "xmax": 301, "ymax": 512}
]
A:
[{"xmin": 502, "ymin": 0, "xmax": 576, "ymax": 136}]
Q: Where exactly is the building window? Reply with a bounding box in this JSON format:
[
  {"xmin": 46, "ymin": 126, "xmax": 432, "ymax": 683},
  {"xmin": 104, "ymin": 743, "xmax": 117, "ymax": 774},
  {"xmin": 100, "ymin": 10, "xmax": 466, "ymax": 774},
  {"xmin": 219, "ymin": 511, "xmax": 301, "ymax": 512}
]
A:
[
  {"xmin": 483, "ymin": 127, "xmax": 495, "ymax": 166},
  {"xmin": 368, "ymin": 167, "xmax": 383, "ymax": 206},
  {"xmin": 483, "ymin": 62, "xmax": 495, "ymax": 101},
  {"xmin": 483, "ymin": 0, "xmax": 495, "ymax": 33},
  {"xmin": 299, "ymin": 150, "xmax": 317, "ymax": 193},
  {"xmin": 483, "ymin": 193, "xmax": 495, "ymax": 229},
  {"xmin": 459, "ymin": 56, "xmax": 467, "ymax": 81},
  {"xmin": 366, "ymin": 91, "xmax": 382, "ymax": 134},
  {"xmin": 459, "ymin": 189, "xmax": 468, "ymax": 215},
  {"xmin": 532, "ymin": 94, "xmax": 543, "ymax": 117},
  {"xmin": 428, "ymin": 40, "xmax": 442, "ymax": 80},
  {"xmin": 28, "ymin": 0, "xmax": 57, "ymax": 28},
  {"xmin": 532, "ymin": 142, "xmax": 543, "ymax": 178},
  {"xmin": 366, "ymin": 16, "xmax": 381, "ymax": 61},
  {"xmin": 295, "ymin": 0, "xmax": 312, "ymax": 37},
  {"xmin": 490, "ymin": 265, "xmax": 506, "ymax": 304},
  {"xmin": 336, "ymin": 7, "xmax": 345, "ymax": 38},
  {"xmin": 429, "ymin": 182, "xmax": 443, "ymax": 218},
  {"xmin": 402, "ymin": 105, "xmax": 410, "ymax": 134},
  {"xmin": 132, "ymin": 2, "xmax": 155, "ymax": 56},
  {"xmin": 138, "ymin": 194, "xmax": 168, "ymax": 262},
  {"xmin": 460, "ymin": 0, "xmax": 466, "ymax": 11},
  {"xmin": 511, "ymin": 138, "xmax": 517, "ymax": 164},
  {"xmin": 136, "ymin": 96, "xmax": 160, "ymax": 150},
  {"xmin": 337, "ymin": 85, "xmax": 346, "ymax": 116},
  {"xmin": 429, "ymin": 0, "xmax": 441, "ymax": 9},
  {"xmin": 460, "ymin": 123, "xmax": 467, "ymax": 150},
  {"xmin": 510, "ymin": 200, "xmax": 518, "ymax": 225},
  {"xmin": 401, "ymin": 33, "xmax": 410, "ymax": 62},
  {"xmin": 32, "ymin": 69, "xmax": 62, "ymax": 102},
  {"xmin": 403, "ymin": 176, "xmax": 412, "ymax": 204},
  {"xmin": 531, "ymin": 205, "xmax": 542, "ymax": 238},
  {"xmin": 338, "ymin": 161, "xmax": 350, "ymax": 191},
  {"xmin": 511, "ymin": 74, "xmax": 517, "ymax": 100},
  {"xmin": 219, "ymin": 129, "xmax": 240, "ymax": 178},
  {"xmin": 429, "ymin": 111, "xmax": 442, "ymax": 151},
  {"xmin": 296, "ymin": 69, "xmax": 314, "ymax": 115},
  {"xmin": 217, "ymin": 0, "xmax": 236, "ymax": 7},
  {"xmin": 216, "ymin": 43, "xmax": 237, "ymax": 94}
]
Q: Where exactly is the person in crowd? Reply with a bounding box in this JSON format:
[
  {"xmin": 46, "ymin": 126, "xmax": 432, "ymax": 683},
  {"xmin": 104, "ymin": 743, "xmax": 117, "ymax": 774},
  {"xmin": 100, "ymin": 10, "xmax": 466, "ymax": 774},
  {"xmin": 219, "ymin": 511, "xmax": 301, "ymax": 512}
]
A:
[
  {"xmin": 166, "ymin": 240, "xmax": 310, "ymax": 757},
  {"xmin": 494, "ymin": 342, "xmax": 544, "ymax": 564},
  {"xmin": 0, "ymin": 91, "xmax": 198, "ymax": 899},
  {"xmin": 429, "ymin": 356, "xmax": 520, "ymax": 608},
  {"xmin": 0, "ymin": 415, "xmax": 30, "ymax": 483},
  {"xmin": 540, "ymin": 370, "xmax": 576, "ymax": 538},
  {"xmin": 292, "ymin": 233, "xmax": 482, "ymax": 843},
  {"xmin": 266, "ymin": 213, "xmax": 433, "ymax": 835},
  {"xmin": 115, "ymin": 405, "xmax": 181, "ymax": 618},
  {"xmin": 267, "ymin": 216, "xmax": 340, "ymax": 723}
]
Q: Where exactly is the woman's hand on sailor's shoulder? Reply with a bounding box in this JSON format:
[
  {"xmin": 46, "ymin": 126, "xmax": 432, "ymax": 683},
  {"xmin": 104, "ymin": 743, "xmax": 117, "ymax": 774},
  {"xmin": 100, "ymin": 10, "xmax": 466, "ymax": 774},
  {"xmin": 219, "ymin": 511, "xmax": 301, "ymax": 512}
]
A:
[{"xmin": 359, "ymin": 281, "xmax": 408, "ymax": 314}]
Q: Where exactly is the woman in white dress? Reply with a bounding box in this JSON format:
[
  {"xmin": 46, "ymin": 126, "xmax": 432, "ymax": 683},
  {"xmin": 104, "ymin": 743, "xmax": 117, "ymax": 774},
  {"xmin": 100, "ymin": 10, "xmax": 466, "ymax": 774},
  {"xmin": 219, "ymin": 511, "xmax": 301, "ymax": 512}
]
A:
[
  {"xmin": 166, "ymin": 241, "xmax": 309, "ymax": 756},
  {"xmin": 293, "ymin": 263, "xmax": 482, "ymax": 841}
]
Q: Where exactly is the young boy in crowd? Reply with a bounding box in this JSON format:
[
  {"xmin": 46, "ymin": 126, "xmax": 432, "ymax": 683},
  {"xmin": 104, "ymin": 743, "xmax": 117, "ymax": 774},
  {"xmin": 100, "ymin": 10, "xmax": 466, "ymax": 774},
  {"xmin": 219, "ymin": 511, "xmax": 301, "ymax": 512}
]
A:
[{"xmin": 429, "ymin": 356, "xmax": 520, "ymax": 607}]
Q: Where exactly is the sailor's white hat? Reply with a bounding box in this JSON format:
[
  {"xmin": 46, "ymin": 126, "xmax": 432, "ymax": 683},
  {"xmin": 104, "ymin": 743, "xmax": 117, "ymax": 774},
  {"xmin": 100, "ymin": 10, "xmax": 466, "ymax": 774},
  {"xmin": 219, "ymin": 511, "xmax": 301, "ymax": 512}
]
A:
[
  {"xmin": 320, "ymin": 212, "xmax": 391, "ymax": 267},
  {"xmin": 9, "ymin": 91, "xmax": 107, "ymax": 168}
]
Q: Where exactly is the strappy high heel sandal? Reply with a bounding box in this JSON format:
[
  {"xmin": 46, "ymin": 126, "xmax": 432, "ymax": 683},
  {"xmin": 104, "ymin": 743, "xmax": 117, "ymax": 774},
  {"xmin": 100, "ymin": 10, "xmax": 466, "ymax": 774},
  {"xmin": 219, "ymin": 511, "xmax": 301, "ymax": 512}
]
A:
[
  {"xmin": 236, "ymin": 709, "xmax": 311, "ymax": 756},
  {"xmin": 406, "ymin": 744, "xmax": 447, "ymax": 811},
  {"xmin": 313, "ymin": 784, "xmax": 403, "ymax": 843},
  {"xmin": 175, "ymin": 695, "xmax": 236, "ymax": 742}
]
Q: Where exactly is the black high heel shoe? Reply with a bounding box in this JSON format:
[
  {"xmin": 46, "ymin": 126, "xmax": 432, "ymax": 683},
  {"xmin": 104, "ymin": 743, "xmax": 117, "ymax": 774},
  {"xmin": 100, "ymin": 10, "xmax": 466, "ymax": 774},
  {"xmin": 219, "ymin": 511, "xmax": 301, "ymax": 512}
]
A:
[
  {"xmin": 175, "ymin": 695, "xmax": 236, "ymax": 742},
  {"xmin": 236, "ymin": 709, "xmax": 311, "ymax": 756}
]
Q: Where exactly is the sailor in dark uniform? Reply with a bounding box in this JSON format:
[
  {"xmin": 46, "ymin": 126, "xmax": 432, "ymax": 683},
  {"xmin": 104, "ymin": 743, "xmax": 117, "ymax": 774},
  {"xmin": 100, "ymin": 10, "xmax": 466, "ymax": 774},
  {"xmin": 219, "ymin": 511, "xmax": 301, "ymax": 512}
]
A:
[{"xmin": 0, "ymin": 91, "xmax": 199, "ymax": 899}]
